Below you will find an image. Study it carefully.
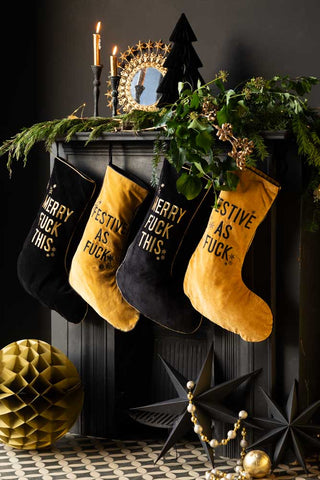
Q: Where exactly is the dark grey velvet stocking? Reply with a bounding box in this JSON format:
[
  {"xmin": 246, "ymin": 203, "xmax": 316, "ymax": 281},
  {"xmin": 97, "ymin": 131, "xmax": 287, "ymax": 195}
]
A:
[{"xmin": 116, "ymin": 159, "xmax": 212, "ymax": 333}]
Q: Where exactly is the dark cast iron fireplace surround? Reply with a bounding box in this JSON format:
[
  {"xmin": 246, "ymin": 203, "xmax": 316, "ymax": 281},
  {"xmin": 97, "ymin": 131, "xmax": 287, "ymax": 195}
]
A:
[{"xmin": 50, "ymin": 131, "xmax": 320, "ymax": 458}]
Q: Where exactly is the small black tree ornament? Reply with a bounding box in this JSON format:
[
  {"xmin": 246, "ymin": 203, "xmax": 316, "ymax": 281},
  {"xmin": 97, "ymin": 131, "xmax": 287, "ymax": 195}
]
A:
[{"xmin": 157, "ymin": 13, "xmax": 205, "ymax": 106}]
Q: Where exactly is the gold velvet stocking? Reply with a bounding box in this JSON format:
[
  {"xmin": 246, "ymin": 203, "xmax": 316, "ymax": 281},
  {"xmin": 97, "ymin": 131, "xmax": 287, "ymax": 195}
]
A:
[
  {"xmin": 184, "ymin": 167, "xmax": 280, "ymax": 342},
  {"xmin": 69, "ymin": 164, "xmax": 149, "ymax": 331}
]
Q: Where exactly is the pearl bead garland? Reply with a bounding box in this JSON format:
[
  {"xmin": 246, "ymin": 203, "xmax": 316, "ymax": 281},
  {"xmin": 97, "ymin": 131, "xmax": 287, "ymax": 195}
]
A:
[{"xmin": 186, "ymin": 380, "xmax": 251, "ymax": 480}]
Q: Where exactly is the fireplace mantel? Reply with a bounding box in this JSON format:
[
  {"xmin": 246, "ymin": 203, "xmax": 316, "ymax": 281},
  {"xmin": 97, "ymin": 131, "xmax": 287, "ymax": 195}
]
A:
[{"xmin": 50, "ymin": 132, "xmax": 320, "ymax": 456}]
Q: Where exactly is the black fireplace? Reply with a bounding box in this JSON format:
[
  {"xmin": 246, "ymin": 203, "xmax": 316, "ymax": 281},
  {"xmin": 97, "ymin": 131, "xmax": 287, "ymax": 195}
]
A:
[{"xmin": 50, "ymin": 131, "xmax": 320, "ymax": 457}]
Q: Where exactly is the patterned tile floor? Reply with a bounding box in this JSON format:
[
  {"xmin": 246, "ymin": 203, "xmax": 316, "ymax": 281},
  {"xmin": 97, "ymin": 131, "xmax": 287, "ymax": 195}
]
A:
[{"xmin": 0, "ymin": 434, "xmax": 319, "ymax": 480}]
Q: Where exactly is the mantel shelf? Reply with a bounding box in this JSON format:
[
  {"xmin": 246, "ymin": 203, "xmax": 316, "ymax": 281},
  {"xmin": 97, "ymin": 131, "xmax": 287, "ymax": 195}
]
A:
[
  {"xmin": 55, "ymin": 129, "xmax": 289, "ymax": 144},
  {"xmin": 57, "ymin": 130, "xmax": 163, "ymax": 144}
]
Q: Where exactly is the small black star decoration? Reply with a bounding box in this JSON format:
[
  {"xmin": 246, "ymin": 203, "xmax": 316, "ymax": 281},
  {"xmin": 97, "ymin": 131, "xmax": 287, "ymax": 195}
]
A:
[
  {"xmin": 250, "ymin": 380, "xmax": 320, "ymax": 472},
  {"xmin": 130, "ymin": 344, "xmax": 259, "ymax": 466}
]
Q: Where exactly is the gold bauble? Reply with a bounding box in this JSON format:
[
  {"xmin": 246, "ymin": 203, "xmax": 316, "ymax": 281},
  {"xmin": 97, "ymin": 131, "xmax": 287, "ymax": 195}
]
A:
[
  {"xmin": 243, "ymin": 450, "xmax": 272, "ymax": 478},
  {"xmin": 0, "ymin": 339, "xmax": 84, "ymax": 449}
]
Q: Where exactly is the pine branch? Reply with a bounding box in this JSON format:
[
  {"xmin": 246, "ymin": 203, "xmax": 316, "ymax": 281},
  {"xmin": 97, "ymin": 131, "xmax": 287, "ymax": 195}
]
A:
[
  {"xmin": 250, "ymin": 133, "xmax": 270, "ymax": 161},
  {"xmin": 292, "ymin": 115, "xmax": 320, "ymax": 167}
]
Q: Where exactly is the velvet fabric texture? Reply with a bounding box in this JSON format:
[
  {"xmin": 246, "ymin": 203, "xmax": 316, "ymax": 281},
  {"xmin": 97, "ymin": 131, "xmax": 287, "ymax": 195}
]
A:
[
  {"xmin": 116, "ymin": 159, "xmax": 211, "ymax": 334},
  {"xmin": 17, "ymin": 157, "xmax": 96, "ymax": 323},
  {"xmin": 184, "ymin": 166, "xmax": 280, "ymax": 342},
  {"xmin": 69, "ymin": 164, "xmax": 150, "ymax": 331}
]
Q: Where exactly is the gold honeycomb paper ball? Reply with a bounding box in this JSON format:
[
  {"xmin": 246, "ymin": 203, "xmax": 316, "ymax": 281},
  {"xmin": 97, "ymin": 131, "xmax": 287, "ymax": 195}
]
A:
[
  {"xmin": 243, "ymin": 450, "xmax": 272, "ymax": 478},
  {"xmin": 0, "ymin": 339, "xmax": 84, "ymax": 449}
]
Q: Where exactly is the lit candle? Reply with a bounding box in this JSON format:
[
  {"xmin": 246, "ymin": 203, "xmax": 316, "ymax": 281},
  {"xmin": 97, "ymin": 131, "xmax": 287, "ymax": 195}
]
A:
[
  {"xmin": 93, "ymin": 21, "xmax": 101, "ymax": 66},
  {"xmin": 110, "ymin": 46, "xmax": 118, "ymax": 76}
]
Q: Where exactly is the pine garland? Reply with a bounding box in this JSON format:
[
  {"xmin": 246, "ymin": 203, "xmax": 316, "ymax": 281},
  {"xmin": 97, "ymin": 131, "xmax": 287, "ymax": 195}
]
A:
[
  {"xmin": 1, "ymin": 72, "xmax": 320, "ymax": 229},
  {"xmin": 0, "ymin": 117, "xmax": 123, "ymax": 174}
]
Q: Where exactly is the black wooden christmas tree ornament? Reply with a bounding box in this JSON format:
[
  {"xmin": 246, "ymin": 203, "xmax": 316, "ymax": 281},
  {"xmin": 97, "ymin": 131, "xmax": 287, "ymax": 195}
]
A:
[
  {"xmin": 157, "ymin": 13, "xmax": 205, "ymax": 106},
  {"xmin": 130, "ymin": 345, "xmax": 259, "ymax": 467},
  {"xmin": 250, "ymin": 381, "xmax": 320, "ymax": 471}
]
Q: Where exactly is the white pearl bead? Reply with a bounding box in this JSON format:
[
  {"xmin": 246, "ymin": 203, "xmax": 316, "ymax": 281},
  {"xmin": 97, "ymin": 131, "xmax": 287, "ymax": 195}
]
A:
[
  {"xmin": 211, "ymin": 468, "xmax": 218, "ymax": 475},
  {"xmin": 235, "ymin": 466, "xmax": 243, "ymax": 473},
  {"xmin": 227, "ymin": 430, "xmax": 237, "ymax": 439},
  {"xmin": 226, "ymin": 474, "xmax": 233, "ymax": 480},
  {"xmin": 238, "ymin": 410, "xmax": 248, "ymax": 419},
  {"xmin": 194, "ymin": 424, "xmax": 203, "ymax": 434},
  {"xmin": 205, "ymin": 472, "xmax": 211, "ymax": 480},
  {"xmin": 209, "ymin": 438, "xmax": 219, "ymax": 448},
  {"xmin": 187, "ymin": 403, "xmax": 196, "ymax": 413},
  {"xmin": 187, "ymin": 380, "xmax": 195, "ymax": 390},
  {"xmin": 240, "ymin": 439, "xmax": 248, "ymax": 448}
]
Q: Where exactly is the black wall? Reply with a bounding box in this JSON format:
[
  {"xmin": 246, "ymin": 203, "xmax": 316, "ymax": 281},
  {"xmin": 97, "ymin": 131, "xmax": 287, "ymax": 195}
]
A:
[{"xmin": 1, "ymin": 0, "xmax": 320, "ymax": 349}]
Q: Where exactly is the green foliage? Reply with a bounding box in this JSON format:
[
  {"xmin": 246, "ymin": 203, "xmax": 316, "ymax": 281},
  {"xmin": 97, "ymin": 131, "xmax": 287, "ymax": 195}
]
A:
[
  {"xmin": 1, "ymin": 71, "xmax": 320, "ymax": 222},
  {"xmin": 176, "ymin": 171, "xmax": 203, "ymax": 199},
  {"xmin": 153, "ymin": 72, "xmax": 320, "ymax": 205},
  {"xmin": 0, "ymin": 117, "xmax": 121, "ymax": 175}
]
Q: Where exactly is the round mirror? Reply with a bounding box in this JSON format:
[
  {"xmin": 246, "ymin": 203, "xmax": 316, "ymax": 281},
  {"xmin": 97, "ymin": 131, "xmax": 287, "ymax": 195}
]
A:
[
  {"xmin": 113, "ymin": 41, "xmax": 170, "ymax": 113},
  {"xmin": 130, "ymin": 67, "xmax": 163, "ymax": 106}
]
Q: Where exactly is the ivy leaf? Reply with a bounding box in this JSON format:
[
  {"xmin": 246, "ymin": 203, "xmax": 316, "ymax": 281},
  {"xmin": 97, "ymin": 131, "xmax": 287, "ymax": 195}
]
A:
[
  {"xmin": 176, "ymin": 172, "xmax": 203, "ymax": 200},
  {"xmin": 214, "ymin": 78, "xmax": 225, "ymax": 92},
  {"xmin": 176, "ymin": 124, "xmax": 189, "ymax": 139},
  {"xmin": 196, "ymin": 130, "xmax": 213, "ymax": 153},
  {"xmin": 190, "ymin": 92, "xmax": 200, "ymax": 109},
  {"xmin": 178, "ymin": 82, "xmax": 184, "ymax": 94},
  {"xmin": 216, "ymin": 105, "xmax": 229, "ymax": 126},
  {"xmin": 181, "ymin": 88, "xmax": 192, "ymax": 98},
  {"xmin": 237, "ymin": 99, "xmax": 248, "ymax": 115},
  {"xmin": 155, "ymin": 109, "xmax": 173, "ymax": 127},
  {"xmin": 193, "ymin": 161, "xmax": 207, "ymax": 176},
  {"xmin": 188, "ymin": 118, "xmax": 207, "ymax": 131},
  {"xmin": 206, "ymin": 160, "xmax": 222, "ymax": 176},
  {"xmin": 226, "ymin": 89, "xmax": 236, "ymax": 105}
]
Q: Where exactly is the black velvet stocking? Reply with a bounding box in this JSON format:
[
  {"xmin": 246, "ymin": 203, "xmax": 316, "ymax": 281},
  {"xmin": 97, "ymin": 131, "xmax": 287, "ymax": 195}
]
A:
[
  {"xmin": 116, "ymin": 159, "xmax": 211, "ymax": 334},
  {"xmin": 17, "ymin": 157, "xmax": 96, "ymax": 323}
]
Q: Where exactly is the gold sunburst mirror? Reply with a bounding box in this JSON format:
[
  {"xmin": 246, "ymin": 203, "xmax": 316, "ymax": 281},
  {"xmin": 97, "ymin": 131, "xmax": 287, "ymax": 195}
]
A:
[{"xmin": 107, "ymin": 40, "xmax": 171, "ymax": 113}]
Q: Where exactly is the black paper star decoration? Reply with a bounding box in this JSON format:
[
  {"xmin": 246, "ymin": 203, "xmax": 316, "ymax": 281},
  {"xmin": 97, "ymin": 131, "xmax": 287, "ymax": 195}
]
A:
[
  {"xmin": 250, "ymin": 380, "xmax": 320, "ymax": 472},
  {"xmin": 131, "ymin": 344, "xmax": 259, "ymax": 466}
]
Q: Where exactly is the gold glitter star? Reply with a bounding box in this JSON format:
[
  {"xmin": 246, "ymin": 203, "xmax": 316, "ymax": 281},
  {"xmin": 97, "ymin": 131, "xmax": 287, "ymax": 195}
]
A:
[
  {"xmin": 136, "ymin": 41, "xmax": 145, "ymax": 52},
  {"xmin": 119, "ymin": 51, "xmax": 128, "ymax": 62},
  {"xmin": 163, "ymin": 43, "xmax": 171, "ymax": 53},
  {"xmin": 126, "ymin": 46, "xmax": 136, "ymax": 56},
  {"xmin": 154, "ymin": 40, "xmax": 164, "ymax": 50},
  {"xmin": 145, "ymin": 40, "xmax": 153, "ymax": 50}
]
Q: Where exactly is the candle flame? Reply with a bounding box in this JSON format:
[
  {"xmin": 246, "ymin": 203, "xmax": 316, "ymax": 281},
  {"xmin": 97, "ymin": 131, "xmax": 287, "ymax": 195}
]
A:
[
  {"xmin": 112, "ymin": 46, "xmax": 118, "ymax": 55},
  {"xmin": 96, "ymin": 21, "xmax": 101, "ymax": 34}
]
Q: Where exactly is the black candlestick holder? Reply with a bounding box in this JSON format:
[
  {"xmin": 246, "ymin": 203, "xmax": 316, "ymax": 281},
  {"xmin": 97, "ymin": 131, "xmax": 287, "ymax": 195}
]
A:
[
  {"xmin": 91, "ymin": 64, "xmax": 103, "ymax": 117},
  {"xmin": 110, "ymin": 75, "xmax": 120, "ymax": 116}
]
